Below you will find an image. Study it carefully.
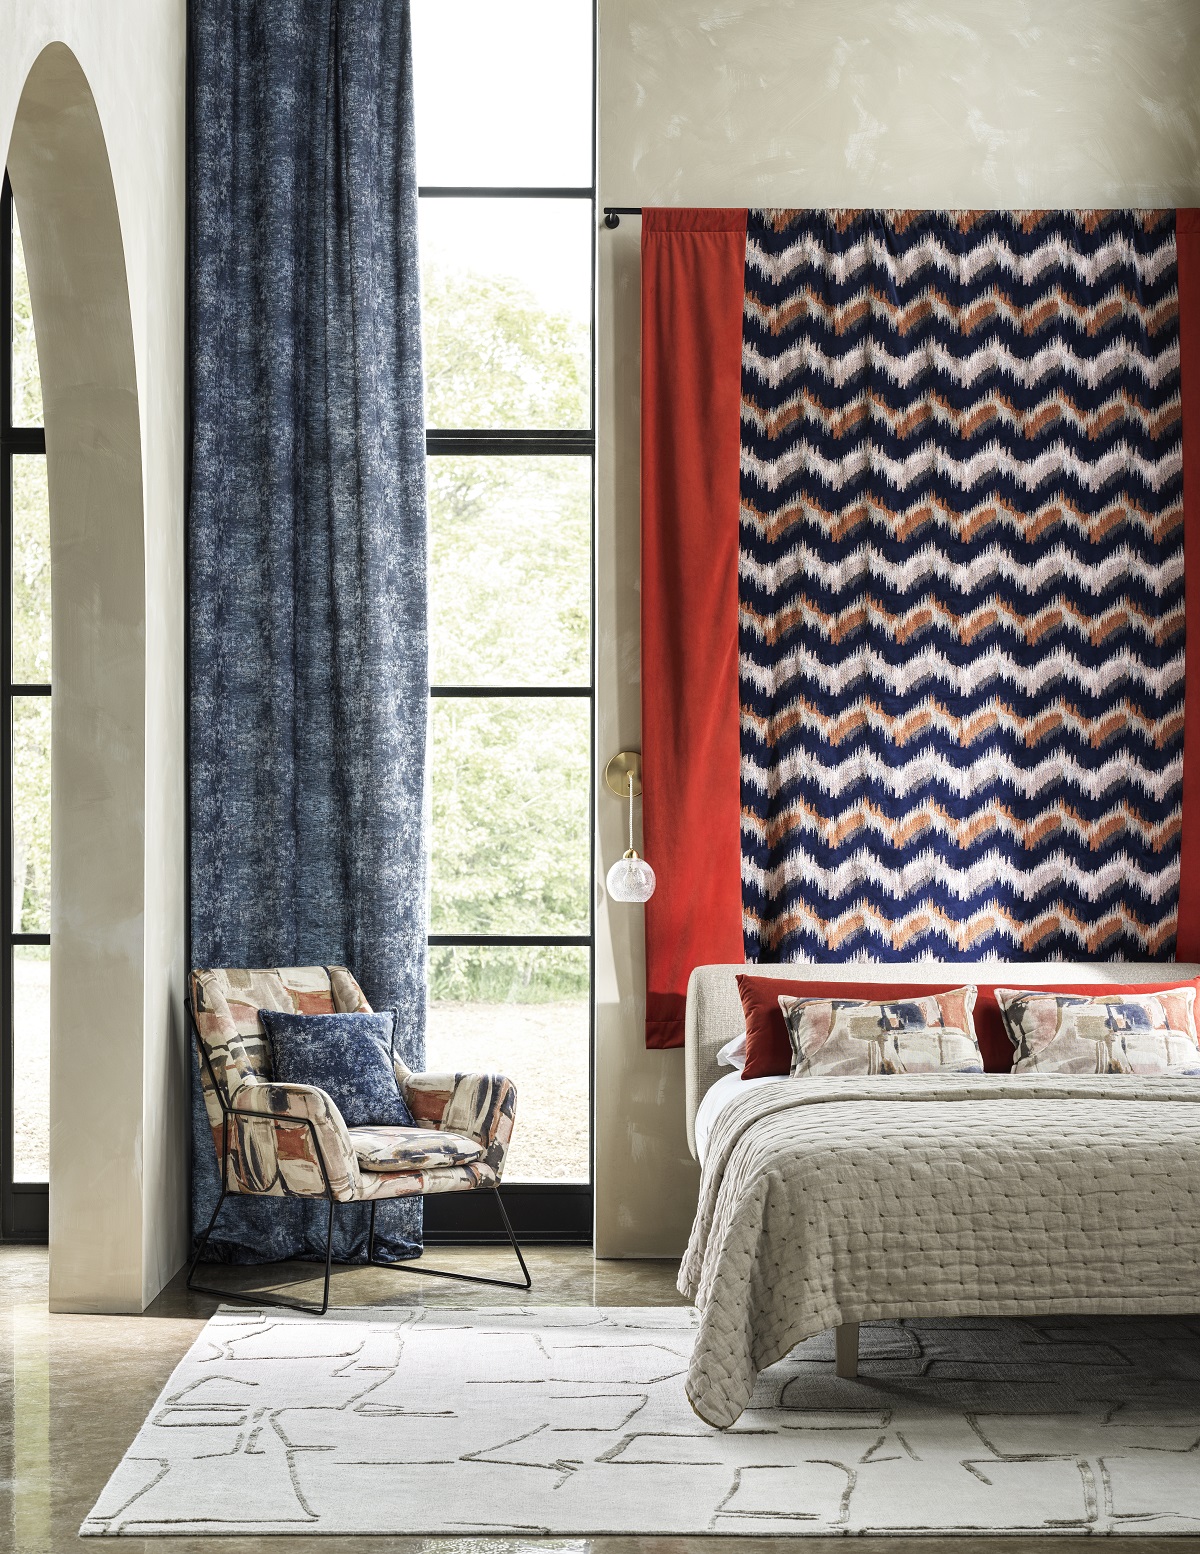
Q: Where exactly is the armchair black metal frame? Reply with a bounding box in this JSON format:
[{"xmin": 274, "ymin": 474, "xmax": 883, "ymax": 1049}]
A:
[{"xmin": 186, "ymin": 1015, "xmax": 531, "ymax": 1316}]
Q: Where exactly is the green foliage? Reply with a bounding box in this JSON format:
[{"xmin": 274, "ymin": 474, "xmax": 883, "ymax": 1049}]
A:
[
  {"xmin": 12, "ymin": 456, "xmax": 50, "ymax": 683},
  {"xmin": 423, "ymin": 261, "xmax": 591, "ymax": 1001},
  {"xmin": 12, "ymin": 694, "xmax": 49, "ymax": 933},
  {"xmin": 428, "ymin": 944, "xmax": 588, "ymax": 1004},
  {"xmin": 423, "ymin": 262, "xmax": 588, "ymax": 431},
  {"xmin": 429, "ymin": 454, "xmax": 589, "ymax": 686},
  {"xmin": 11, "ymin": 209, "xmax": 42, "ymax": 427},
  {"xmin": 431, "ymin": 697, "xmax": 589, "ymax": 937}
]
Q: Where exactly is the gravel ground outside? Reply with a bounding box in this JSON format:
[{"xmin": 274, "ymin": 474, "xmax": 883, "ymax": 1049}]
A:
[
  {"xmin": 426, "ymin": 1000, "xmax": 589, "ymax": 1181},
  {"xmin": 11, "ymin": 976, "xmax": 589, "ymax": 1186}
]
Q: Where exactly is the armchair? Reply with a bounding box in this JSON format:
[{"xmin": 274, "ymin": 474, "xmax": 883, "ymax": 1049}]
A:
[{"xmin": 187, "ymin": 964, "xmax": 529, "ymax": 1313}]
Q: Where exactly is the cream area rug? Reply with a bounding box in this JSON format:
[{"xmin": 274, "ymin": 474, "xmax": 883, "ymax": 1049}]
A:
[{"xmin": 81, "ymin": 1305, "xmax": 1200, "ymax": 1537}]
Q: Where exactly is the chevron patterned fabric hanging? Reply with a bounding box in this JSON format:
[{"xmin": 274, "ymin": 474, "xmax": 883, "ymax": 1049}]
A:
[
  {"xmin": 740, "ymin": 208, "xmax": 1184, "ymax": 962},
  {"xmin": 639, "ymin": 207, "xmax": 1200, "ymax": 1047}
]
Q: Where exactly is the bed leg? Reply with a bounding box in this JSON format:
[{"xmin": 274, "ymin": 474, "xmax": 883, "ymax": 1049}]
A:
[{"xmin": 835, "ymin": 1322, "xmax": 859, "ymax": 1379}]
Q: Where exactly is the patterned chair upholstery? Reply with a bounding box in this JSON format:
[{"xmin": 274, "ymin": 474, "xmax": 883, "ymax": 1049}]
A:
[{"xmin": 188, "ymin": 965, "xmax": 526, "ymax": 1307}]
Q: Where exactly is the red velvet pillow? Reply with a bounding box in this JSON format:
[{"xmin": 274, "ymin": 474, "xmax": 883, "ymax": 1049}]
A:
[{"xmin": 736, "ymin": 973, "xmax": 1200, "ymax": 1079}]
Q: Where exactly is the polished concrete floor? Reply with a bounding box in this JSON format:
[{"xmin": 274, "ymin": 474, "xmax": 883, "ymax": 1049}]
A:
[{"xmin": 2, "ymin": 1241, "xmax": 1197, "ymax": 1554}]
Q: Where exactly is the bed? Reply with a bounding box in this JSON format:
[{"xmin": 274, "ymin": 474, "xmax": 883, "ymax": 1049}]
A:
[{"xmin": 678, "ymin": 960, "xmax": 1200, "ymax": 1428}]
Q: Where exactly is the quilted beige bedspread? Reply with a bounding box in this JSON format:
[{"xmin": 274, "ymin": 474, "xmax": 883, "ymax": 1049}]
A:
[{"xmin": 677, "ymin": 1074, "xmax": 1200, "ymax": 1428}]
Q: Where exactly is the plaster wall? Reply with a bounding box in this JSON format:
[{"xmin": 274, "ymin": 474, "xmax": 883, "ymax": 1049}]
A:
[
  {"xmin": 0, "ymin": 6, "xmax": 186, "ymax": 1310},
  {"xmin": 594, "ymin": 0, "xmax": 1200, "ymax": 1256}
]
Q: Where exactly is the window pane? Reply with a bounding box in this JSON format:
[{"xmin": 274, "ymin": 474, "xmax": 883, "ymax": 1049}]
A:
[
  {"xmin": 12, "ymin": 203, "xmax": 43, "ymax": 427},
  {"xmin": 13, "ymin": 695, "xmax": 50, "ymax": 934},
  {"xmin": 13, "ymin": 945, "xmax": 49, "ymax": 1182},
  {"xmin": 430, "ymin": 455, "xmax": 590, "ymax": 686},
  {"xmin": 427, "ymin": 945, "xmax": 588, "ymax": 1182},
  {"xmin": 422, "ymin": 199, "xmax": 590, "ymax": 430},
  {"xmin": 431, "ymin": 696, "xmax": 589, "ymax": 935},
  {"xmin": 12, "ymin": 455, "xmax": 50, "ymax": 684},
  {"xmin": 412, "ymin": 0, "xmax": 592, "ymax": 188}
]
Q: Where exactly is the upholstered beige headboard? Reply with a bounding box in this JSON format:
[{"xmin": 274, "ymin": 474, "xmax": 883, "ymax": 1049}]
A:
[{"xmin": 683, "ymin": 960, "xmax": 1200, "ymax": 1159}]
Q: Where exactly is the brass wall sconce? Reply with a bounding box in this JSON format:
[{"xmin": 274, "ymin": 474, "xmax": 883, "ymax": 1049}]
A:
[{"xmin": 604, "ymin": 751, "xmax": 656, "ymax": 903}]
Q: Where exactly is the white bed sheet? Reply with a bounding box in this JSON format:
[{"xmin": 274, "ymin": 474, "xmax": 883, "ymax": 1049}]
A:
[{"xmin": 693, "ymin": 1070, "xmax": 784, "ymax": 1163}]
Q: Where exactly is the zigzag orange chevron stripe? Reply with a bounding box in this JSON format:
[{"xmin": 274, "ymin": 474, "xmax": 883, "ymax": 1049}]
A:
[
  {"xmin": 739, "ymin": 489, "xmax": 1184, "ymax": 548},
  {"xmin": 741, "ymin": 793, "xmax": 1182, "ymax": 854},
  {"xmin": 744, "ymin": 283, "xmax": 1179, "ymax": 341},
  {"xmin": 739, "ymin": 593, "xmax": 1186, "ymax": 650},
  {"xmin": 743, "ymin": 897, "xmax": 1177, "ymax": 957},
  {"xmin": 739, "ymin": 693, "xmax": 1186, "ymax": 752},
  {"xmin": 741, "ymin": 384, "xmax": 1181, "ymax": 444}
]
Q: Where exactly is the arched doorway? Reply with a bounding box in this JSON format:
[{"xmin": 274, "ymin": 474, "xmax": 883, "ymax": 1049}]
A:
[{"xmin": 4, "ymin": 42, "xmax": 151, "ymax": 1311}]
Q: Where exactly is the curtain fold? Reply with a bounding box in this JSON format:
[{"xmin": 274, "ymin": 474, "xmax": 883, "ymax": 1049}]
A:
[
  {"xmin": 188, "ymin": 0, "xmax": 428, "ymax": 1262},
  {"xmin": 640, "ymin": 209, "xmax": 747, "ymax": 1050}
]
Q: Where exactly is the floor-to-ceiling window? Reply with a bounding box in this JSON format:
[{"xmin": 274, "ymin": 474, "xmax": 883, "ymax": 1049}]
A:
[
  {"xmin": 412, "ymin": 2, "xmax": 595, "ymax": 1239},
  {"xmin": 0, "ymin": 176, "xmax": 50, "ymax": 1242}
]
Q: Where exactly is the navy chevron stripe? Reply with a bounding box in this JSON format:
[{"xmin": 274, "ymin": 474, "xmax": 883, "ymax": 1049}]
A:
[{"xmin": 739, "ymin": 207, "xmax": 1184, "ymax": 964}]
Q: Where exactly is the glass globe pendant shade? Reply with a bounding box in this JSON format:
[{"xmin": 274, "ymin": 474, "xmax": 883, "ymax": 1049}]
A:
[
  {"xmin": 606, "ymin": 758, "xmax": 657, "ymax": 903},
  {"xmin": 606, "ymin": 848, "xmax": 657, "ymax": 904}
]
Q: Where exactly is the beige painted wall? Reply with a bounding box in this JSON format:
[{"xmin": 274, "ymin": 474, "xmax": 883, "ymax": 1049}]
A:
[
  {"xmin": 0, "ymin": 5, "xmax": 186, "ymax": 1310},
  {"xmin": 594, "ymin": 0, "xmax": 1200, "ymax": 1256}
]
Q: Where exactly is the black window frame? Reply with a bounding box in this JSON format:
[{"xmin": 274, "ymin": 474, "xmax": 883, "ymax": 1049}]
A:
[
  {"xmin": 419, "ymin": 37, "xmax": 597, "ymax": 1245},
  {"xmin": 0, "ymin": 173, "xmax": 51, "ymax": 1243}
]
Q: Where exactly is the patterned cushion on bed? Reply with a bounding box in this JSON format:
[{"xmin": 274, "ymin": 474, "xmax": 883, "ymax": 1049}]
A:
[
  {"xmin": 348, "ymin": 1126, "xmax": 485, "ymax": 1173},
  {"xmin": 996, "ymin": 987, "xmax": 1200, "ymax": 1075},
  {"xmin": 779, "ymin": 987, "xmax": 983, "ymax": 1078}
]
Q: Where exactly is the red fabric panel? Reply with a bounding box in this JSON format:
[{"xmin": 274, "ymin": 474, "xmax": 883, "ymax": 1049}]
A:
[
  {"xmin": 641, "ymin": 208, "xmax": 748, "ymax": 1048},
  {"xmin": 737, "ymin": 972, "xmax": 1200, "ymax": 1078},
  {"xmin": 1177, "ymin": 210, "xmax": 1200, "ymax": 959}
]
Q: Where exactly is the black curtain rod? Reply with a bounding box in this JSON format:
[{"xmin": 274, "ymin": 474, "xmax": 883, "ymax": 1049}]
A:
[{"xmin": 602, "ymin": 207, "xmax": 642, "ymax": 228}]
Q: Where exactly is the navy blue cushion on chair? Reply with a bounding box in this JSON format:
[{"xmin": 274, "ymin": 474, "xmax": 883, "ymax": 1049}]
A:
[{"xmin": 259, "ymin": 1010, "xmax": 416, "ymax": 1129}]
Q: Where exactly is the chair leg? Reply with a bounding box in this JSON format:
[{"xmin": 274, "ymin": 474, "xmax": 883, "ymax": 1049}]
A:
[
  {"xmin": 366, "ymin": 1189, "xmax": 532, "ymax": 1291},
  {"xmin": 187, "ymin": 1185, "xmax": 533, "ymax": 1315},
  {"xmin": 185, "ymin": 1182, "xmax": 228, "ymax": 1289},
  {"xmin": 186, "ymin": 1191, "xmax": 336, "ymax": 1316}
]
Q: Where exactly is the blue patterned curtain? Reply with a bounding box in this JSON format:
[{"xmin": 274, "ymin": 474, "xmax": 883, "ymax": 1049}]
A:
[{"xmin": 188, "ymin": 0, "xmax": 427, "ymax": 1263}]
